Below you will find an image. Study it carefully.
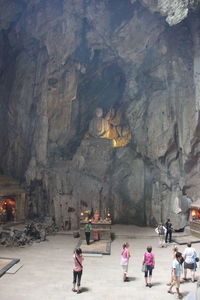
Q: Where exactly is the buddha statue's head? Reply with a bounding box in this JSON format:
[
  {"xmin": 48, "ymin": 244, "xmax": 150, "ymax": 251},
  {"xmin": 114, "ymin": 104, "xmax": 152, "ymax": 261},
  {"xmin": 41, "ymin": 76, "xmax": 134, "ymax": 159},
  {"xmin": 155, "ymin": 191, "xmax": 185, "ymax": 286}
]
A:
[{"xmin": 95, "ymin": 107, "xmax": 103, "ymax": 118}]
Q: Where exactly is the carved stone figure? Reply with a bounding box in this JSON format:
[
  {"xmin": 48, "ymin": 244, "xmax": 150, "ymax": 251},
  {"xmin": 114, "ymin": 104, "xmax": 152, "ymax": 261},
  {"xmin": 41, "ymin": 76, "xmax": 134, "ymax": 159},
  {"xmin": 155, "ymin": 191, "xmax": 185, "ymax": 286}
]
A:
[
  {"xmin": 88, "ymin": 108, "xmax": 110, "ymax": 138},
  {"xmin": 105, "ymin": 108, "xmax": 131, "ymax": 147},
  {"xmin": 87, "ymin": 107, "xmax": 131, "ymax": 147}
]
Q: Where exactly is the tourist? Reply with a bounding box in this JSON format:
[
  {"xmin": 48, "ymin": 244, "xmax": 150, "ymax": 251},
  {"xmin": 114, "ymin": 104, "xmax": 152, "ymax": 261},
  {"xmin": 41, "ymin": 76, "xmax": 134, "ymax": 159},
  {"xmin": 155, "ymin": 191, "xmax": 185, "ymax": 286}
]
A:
[
  {"xmin": 85, "ymin": 221, "xmax": 91, "ymax": 245},
  {"xmin": 120, "ymin": 242, "xmax": 131, "ymax": 282},
  {"xmin": 155, "ymin": 223, "xmax": 167, "ymax": 247},
  {"xmin": 182, "ymin": 242, "xmax": 197, "ymax": 282},
  {"xmin": 142, "ymin": 246, "xmax": 155, "ymax": 287},
  {"xmin": 72, "ymin": 248, "xmax": 84, "ymax": 294},
  {"xmin": 167, "ymin": 246, "xmax": 179, "ymax": 286},
  {"xmin": 167, "ymin": 252, "xmax": 183, "ymax": 299},
  {"xmin": 165, "ymin": 218, "xmax": 173, "ymax": 243}
]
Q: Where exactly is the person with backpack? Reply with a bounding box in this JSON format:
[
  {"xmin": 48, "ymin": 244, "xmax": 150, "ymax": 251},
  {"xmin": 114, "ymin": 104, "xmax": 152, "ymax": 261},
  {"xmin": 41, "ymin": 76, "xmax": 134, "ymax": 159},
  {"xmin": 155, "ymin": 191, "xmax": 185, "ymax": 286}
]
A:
[
  {"xmin": 155, "ymin": 223, "xmax": 167, "ymax": 247},
  {"xmin": 165, "ymin": 218, "xmax": 173, "ymax": 243},
  {"xmin": 72, "ymin": 248, "xmax": 84, "ymax": 294}
]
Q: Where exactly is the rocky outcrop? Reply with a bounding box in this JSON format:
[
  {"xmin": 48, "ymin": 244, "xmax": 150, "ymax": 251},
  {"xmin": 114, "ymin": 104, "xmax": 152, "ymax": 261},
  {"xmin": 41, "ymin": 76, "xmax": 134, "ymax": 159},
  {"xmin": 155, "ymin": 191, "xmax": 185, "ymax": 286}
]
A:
[
  {"xmin": 140, "ymin": 0, "xmax": 200, "ymax": 26},
  {"xmin": 1, "ymin": 0, "xmax": 200, "ymax": 229}
]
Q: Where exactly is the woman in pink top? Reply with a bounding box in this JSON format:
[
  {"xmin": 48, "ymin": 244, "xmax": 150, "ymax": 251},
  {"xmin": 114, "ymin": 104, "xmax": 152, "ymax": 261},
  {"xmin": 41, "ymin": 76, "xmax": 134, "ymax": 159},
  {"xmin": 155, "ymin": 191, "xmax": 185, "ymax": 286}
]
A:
[
  {"xmin": 142, "ymin": 246, "xmax": 155, "ymax": 287},
  {"xmin": 72, "ymin": 248, "xmax": 84, "ymax": 294},
  {"xmin": 120, "ymin": 242, "xmax": 131, "ymax": 282}
]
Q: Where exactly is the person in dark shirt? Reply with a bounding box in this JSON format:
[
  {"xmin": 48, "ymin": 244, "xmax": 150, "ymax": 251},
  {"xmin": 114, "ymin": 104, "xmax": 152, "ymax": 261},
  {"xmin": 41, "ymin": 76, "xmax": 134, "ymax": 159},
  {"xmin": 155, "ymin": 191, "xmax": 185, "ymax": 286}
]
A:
[
  {"xmin": 165, "ymin": 218, "xmax": 173, "ymax": 243},
  {"xmin": 85, "ymin": 221, "xmax": 91, "ymax": 245}
]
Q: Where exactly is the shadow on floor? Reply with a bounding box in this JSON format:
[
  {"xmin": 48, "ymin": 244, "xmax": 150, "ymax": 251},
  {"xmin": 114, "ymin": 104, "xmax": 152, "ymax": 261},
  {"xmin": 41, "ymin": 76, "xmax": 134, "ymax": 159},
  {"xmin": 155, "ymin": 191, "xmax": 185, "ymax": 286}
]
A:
[
  {"xmin": 81, "ymin": 287, "xmax": 90, "ymax": 293},
  {"xmin": 150, "ymin": 282, "xmax": 162, "ymax": 287},
  {"xmin": 127, "ymin": 276, "xmax": 137, "ymax": 282}
]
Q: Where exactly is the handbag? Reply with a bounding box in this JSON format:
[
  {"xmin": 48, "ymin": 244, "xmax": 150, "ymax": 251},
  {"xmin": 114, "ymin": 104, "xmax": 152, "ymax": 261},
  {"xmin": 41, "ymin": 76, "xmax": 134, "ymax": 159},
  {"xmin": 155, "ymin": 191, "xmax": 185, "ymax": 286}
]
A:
[
  {"xmin": 196, "ymin": 257, "xmax": 199, "ymax": 262},
  {"xmin": 141, "ymin": 264, "xmax": 147, "ymax": 272}
]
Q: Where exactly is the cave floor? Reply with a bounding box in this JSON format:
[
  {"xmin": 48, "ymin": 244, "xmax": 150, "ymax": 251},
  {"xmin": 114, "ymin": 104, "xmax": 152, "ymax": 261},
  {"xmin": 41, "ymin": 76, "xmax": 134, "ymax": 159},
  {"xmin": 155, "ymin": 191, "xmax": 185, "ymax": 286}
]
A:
[{"xmin": 0, "ymin": 225, "xmax": 198, "ymax": 300}]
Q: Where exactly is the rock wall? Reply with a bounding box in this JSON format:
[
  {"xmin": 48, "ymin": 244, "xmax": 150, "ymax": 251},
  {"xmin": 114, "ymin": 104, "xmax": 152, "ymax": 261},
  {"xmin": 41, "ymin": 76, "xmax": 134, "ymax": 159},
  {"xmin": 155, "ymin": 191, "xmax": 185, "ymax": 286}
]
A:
[{"xmin": 0, "ymin": 0, "xmax": 200, "ymax": 229}]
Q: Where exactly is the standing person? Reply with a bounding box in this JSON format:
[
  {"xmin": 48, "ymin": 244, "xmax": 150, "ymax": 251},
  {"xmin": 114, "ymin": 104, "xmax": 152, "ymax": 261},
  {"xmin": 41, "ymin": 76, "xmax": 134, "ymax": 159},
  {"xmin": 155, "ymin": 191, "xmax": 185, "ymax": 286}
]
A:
[
  {"xmin": 182, "ymin": 242, "xmax": 197, "ymax": 282},
  {"xmin": 155, "ymin": 223, "xmax": 167, "ymax": 247},
  {"xmin": 167, "ymin": 252, "xmax": 183, "ymax": 299},
  {"xmin": 72, "ymin": 248, "xmax": 84, "ymax": 294},
  {"xmin": 165, "ymin": 218, "xmax": 173, "ymax": 243},
  {"xmin": 120, "ymin": 242, "xmax": 131, "ymax": 282},
  {"xmin": 85, "ymin": 221, "xmax": 91, "ymax": 245},
  {"xmin": 142, "ymin": 246, "xmax": 155, "ymax": 287}
]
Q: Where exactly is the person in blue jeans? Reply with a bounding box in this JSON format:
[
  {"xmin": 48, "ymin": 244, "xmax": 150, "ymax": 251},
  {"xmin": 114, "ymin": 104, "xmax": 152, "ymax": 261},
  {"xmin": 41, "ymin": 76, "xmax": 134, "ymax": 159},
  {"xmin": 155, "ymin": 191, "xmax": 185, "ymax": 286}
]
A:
[{"xmin": 142, "ymin": 246, "xmax": 155, "ymax": 287}]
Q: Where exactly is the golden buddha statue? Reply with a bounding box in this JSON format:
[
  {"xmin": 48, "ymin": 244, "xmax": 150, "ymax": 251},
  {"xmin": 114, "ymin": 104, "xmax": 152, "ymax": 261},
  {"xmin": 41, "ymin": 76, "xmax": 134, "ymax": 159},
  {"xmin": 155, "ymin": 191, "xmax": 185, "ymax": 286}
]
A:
[{"xmin": 88, "ymin": 108, "xmax": 110, "ymax": 138}]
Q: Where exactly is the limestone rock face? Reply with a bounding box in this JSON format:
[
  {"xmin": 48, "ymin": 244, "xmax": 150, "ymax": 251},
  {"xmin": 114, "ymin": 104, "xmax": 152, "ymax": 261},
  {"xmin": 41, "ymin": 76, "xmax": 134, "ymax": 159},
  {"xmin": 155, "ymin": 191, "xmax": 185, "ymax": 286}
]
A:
[
  {"xmin": 141, "ymin": 0, "xmax": 200, "ymax": 26},
  {"xmin": 1, "ymin": 0, "xmax": 200, "ymax": 229}
]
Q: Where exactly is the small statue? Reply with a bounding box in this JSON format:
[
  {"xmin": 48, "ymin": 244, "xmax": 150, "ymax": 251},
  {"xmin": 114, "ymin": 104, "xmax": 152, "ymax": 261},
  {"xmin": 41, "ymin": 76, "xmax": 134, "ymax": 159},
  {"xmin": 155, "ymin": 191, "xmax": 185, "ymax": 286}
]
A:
[
  {"xmin": 105, "ymin": 108, "xmax": 131, "ymax": 147},
  {"xmin": 88, "ymin": 108, "xmax": 110, "ymax": 138},
  {"xmin": 86, "ymin": 107, "xmax": 131, "ymax": 147}
]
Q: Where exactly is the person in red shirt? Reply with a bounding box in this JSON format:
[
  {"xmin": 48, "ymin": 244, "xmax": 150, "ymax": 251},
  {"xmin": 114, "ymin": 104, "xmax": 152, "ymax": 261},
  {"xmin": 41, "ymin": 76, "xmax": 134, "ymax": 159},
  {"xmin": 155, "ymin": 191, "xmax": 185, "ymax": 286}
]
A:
[{"xmin": 72, "ymin": 248, "xmax": 84, "ymax": 294}]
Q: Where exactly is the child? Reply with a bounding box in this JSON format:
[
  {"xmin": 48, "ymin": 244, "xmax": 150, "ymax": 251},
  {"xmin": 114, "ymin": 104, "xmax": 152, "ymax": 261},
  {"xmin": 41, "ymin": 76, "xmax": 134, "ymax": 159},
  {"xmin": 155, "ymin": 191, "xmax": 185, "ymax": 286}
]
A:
[
  {"xmin": 167, "ymin": 252, "xmax": 183, "ymax": 299},
  {"xmin": 120, "ymin": 242, "xmax": 131, "ymax": 282},
  {"xmin": 72, "ymin": 248, "xmax": 84, "ymax": 294}
]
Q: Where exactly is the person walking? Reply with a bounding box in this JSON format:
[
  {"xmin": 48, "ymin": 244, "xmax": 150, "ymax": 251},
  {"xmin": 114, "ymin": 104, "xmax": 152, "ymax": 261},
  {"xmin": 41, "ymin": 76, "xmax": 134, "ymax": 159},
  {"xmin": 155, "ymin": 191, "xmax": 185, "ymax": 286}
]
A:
[
  {"xmin": 72, "ymin": 248, "xmax": 84, "ymax": 294},
  {"xmin": 167, "ymin": 246, "xmax": 179, "ymax": 286},
  {"xmin": 167, "ymin": 252, "xmax": 183, "ymax": 299},
  {"xmin": 120, "ymin": 242, "xmax": 131, "ymax": 282},
  {"xmin": 155, "ymin": 223, "xmax": 167, "ymax": 247},
  {"xmin": 142, "ymin": 246, "xmax": 155, "ymax": 288},
  {"xmin": 182, "ymin": 242, "xmax": 197, "ymax": 282},
  {"xmin": 165, "ymin": 218, "xmax": 173, "ymax": 243},
  {"xmin": 85, "ymin": 221, "xmax": 91, "ymax": 245}
]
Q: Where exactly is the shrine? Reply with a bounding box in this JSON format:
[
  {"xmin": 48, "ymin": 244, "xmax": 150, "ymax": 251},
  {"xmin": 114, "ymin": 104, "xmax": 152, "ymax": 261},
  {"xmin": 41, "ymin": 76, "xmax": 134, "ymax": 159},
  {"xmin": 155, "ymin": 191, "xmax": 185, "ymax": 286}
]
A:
[
  {"xmin": 79, "ymin": 209, "xmax": 112, "ymax": 241},
  {"xmin": 0, "ymin": 175, "xmax": 26, "ymax": 224},
  {"xmin": 190, "ymin": 200, "xmax": 200, "ymax": 238}
]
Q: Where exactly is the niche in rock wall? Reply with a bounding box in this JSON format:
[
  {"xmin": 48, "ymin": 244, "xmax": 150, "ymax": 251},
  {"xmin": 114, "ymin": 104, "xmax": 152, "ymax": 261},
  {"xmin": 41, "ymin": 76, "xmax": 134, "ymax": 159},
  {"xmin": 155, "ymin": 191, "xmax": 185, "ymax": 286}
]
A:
[{"xmin": 0, "ymin": 176, "xmax": 26, "ymax": 223}]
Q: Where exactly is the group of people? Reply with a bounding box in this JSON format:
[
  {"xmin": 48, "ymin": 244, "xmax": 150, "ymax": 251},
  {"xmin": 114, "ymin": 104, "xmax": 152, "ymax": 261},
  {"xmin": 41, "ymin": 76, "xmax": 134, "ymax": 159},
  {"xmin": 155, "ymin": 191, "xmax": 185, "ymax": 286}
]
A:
[
  {"xmin": 120, "ymin": 242, "xmax": 155, "ymax": 287},
  {"xmin": 120, "ymin": 242, "xmax": 198, "ymax": 299},
  {"xmin": 71, "ymin": 219, "xmax": 198, "ymax": 298},
  {"xmin": 155, "ymin": 219, "xmax": 173, "ymax": 247}
]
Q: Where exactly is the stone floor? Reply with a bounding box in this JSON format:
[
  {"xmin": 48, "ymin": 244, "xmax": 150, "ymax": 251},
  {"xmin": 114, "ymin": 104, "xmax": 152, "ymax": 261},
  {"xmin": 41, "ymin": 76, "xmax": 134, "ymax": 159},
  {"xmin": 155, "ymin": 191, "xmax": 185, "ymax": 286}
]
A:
[
  {"xmin": 0, "ymin": 225, "xmax": 199, "ymax": 300},
  {"xmin": 77, "ymin": 239, "xmax": 111, "ymax": 255}
]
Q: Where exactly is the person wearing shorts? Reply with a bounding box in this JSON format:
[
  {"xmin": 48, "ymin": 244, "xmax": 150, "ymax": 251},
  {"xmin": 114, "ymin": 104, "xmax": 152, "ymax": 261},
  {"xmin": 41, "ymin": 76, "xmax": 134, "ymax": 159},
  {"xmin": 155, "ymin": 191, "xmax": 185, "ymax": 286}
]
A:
[
  {"xmin": 142, "ymin": 246, "xmax": 155, "ymax": 287},
  {"xmin": 183, "ymin": 242, "xmax": 197, "ymax": 282},
  {"xmin": 120, "ymin": 242, "xmax": 131, "ymax": 282},
  {"xmin": 167, "ymin": 252, "xmax": 183, "ymax": 299}
]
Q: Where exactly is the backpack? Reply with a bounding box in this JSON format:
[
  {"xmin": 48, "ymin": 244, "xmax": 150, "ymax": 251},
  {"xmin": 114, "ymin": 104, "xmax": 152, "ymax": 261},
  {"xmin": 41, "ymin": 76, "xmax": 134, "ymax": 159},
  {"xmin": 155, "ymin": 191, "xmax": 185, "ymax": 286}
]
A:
[{"xmin": 158, "ymin": 226, "xmax": 165, "ymax": 235}]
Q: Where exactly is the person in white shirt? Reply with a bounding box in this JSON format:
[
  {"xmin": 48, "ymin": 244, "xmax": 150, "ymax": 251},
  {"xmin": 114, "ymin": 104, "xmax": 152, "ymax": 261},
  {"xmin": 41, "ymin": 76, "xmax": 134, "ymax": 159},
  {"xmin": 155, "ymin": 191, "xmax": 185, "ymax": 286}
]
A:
[
  {"xmin": 155, "ymin": 224, "xmax": 167, "ymax": 248},
  {"xmin": 182, "ymin": 242, "xmax": 197, "ymax": 282}
]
